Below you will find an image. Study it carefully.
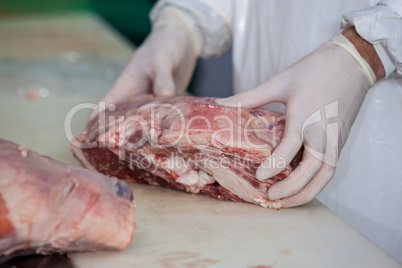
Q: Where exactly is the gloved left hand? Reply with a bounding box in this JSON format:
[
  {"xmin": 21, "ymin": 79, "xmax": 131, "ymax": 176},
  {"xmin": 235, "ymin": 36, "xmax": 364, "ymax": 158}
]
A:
[
  {"xmin": 217, "ymin": 35, "xmax": 379, "ymax": 208},
  {"xmin": 89, "ymin": 7, "xmax": 200, "ymax": 120}
]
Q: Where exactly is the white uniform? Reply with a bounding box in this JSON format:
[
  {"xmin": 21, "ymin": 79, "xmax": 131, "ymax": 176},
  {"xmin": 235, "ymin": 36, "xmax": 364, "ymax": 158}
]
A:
[{"xmin": 151, "ymin": 0, "xmax": 402, "ymax": 262}]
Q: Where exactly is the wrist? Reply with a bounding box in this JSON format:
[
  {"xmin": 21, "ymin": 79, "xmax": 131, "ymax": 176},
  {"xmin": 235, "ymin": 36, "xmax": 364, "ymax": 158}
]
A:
[
  {"xmin": 342, "ymin": 27, "xmax": 385, "ymax": 80},
  {"xmin": 152, "ymin": 7, "xmax": 202, "ymax": 57}
]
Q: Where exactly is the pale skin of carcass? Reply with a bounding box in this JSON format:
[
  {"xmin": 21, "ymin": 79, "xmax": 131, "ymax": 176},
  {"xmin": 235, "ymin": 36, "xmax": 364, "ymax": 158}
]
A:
[{"xmin": 0, "ymin": 139, "xmax": 136, "ymax": 259}]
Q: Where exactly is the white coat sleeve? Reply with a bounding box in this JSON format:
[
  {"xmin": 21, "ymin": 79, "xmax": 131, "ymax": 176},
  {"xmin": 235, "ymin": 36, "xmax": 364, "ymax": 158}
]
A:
[
  {"xmin": 341, "ymin": 0, "xmax": 402, "ymax": 78},
  {"xmin": 150, "ymin": 0, "xmax": 233, "ymax": 58}
]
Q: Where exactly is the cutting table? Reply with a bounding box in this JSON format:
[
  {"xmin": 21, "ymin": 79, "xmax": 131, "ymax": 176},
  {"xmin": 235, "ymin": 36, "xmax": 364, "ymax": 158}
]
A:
[{"xmin": 0, "ymin": 12, "xmax": 400, "ymax": 268}]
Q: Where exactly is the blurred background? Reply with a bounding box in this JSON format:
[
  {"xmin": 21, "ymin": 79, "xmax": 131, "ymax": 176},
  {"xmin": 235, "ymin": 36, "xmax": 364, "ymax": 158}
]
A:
[
  {"xmin": 0, "ymin": 0, "xmax": 233, "ymax": 97},
  {"xmin": 0, "ymin": 0, "xmax": 154, "ymax": 45}
]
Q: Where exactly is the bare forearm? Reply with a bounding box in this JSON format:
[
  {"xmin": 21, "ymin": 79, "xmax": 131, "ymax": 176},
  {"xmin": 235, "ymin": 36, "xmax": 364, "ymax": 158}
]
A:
[{"xmin": 342, "ymin": 27, "xmax": 385, "ymax": 80}]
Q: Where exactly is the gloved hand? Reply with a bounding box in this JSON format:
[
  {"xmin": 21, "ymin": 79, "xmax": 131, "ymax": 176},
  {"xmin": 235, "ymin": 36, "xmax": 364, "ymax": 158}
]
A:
[
  {"xmin": 217, "ymin": 34, "xmax": 380, "ymax": 208},
  {"xmin": 91, "ymin": 7, "xmax": 200, "ymax": 119}
]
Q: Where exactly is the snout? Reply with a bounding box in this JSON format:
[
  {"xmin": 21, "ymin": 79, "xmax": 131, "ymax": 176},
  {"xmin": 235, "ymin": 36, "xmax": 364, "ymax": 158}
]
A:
[{"xmin": 113, "ymin": 180, "xmax": 133, "ymax": 202}]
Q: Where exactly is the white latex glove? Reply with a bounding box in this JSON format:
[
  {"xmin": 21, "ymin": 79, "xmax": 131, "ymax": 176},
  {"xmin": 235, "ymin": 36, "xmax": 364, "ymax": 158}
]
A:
[
  {"xmin": 92, "ymin": 7, "xmax": 200, "ymax": 119},
  {"xmin": 217, "ymin": 36, "xmax": 376, "ymax": 208}
]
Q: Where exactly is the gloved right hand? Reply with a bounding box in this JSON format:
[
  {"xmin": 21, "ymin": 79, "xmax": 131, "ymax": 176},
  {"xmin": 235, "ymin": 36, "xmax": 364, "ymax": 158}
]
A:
[
  {"xmin": 216, "ymin": 31, "xmax": 383, "ymax": 208},
  {"xmin": 92, "ymin": 7, "xmax": 200, "ymax": 119}
]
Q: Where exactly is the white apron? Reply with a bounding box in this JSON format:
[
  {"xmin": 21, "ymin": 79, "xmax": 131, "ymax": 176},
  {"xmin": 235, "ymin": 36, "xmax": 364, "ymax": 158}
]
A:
[{"xmin": 231, "ymin": 0, "xmax": 402, "ymax": 262}]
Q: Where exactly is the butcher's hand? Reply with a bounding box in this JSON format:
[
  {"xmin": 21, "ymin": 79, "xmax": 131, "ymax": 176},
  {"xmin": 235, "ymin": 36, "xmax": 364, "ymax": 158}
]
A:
[
  {"xmin": 217, "ymin": 28, "xmax": 385, "ymax": 208},
  {"xmin": 91, "ymin": 7, "xmax": 200, "ymax": 119}
]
